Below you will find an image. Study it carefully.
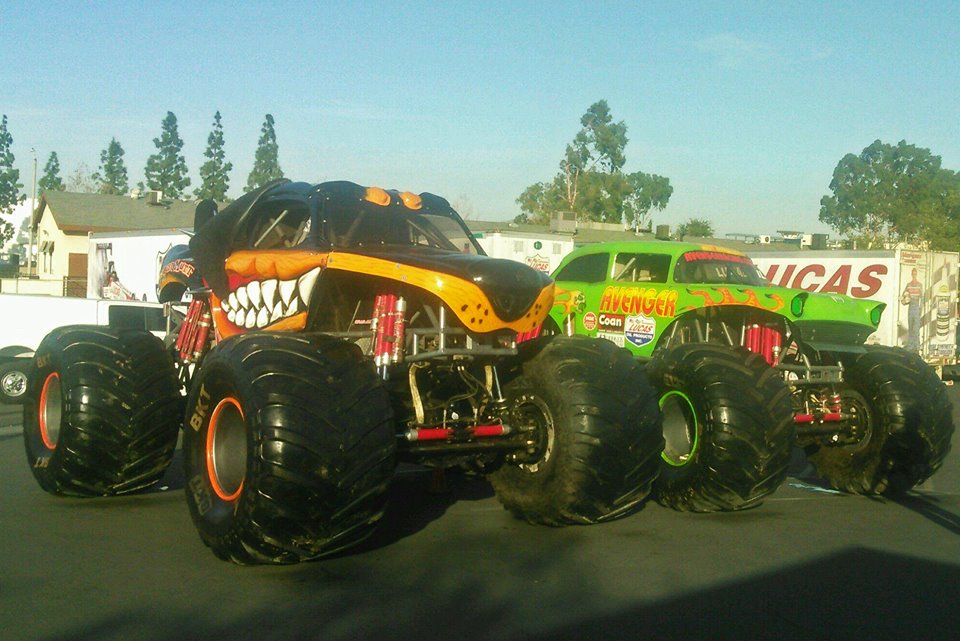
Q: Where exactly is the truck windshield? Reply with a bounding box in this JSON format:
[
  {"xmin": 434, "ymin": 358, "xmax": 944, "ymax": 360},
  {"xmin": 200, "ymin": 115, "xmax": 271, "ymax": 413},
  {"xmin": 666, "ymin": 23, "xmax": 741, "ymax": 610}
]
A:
[
  {"xmin": 325, "ymin": 205, "xmax": 481, "ymax": 255},
  {"xmin": 674, "ymin": 251, "xmax": 767, "ymax": 286}
]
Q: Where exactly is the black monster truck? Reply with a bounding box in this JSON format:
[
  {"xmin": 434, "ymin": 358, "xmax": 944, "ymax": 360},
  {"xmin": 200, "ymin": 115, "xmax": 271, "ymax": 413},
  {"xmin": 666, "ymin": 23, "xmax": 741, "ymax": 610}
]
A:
[{"xmin": 23, "ymin": 181, "xmax": 664, "ymax": 564}]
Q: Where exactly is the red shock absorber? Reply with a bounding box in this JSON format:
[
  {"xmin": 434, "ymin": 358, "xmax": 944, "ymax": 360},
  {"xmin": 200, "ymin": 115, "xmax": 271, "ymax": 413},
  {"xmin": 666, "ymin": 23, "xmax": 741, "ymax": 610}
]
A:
[
  {"xmin": 191, "ymin": 305, "xmax": 212, "ymax": 362},
  {"xmin": 371, "ymin": 294, "xmax": 387, "ymax": 365},
  {"xmin": 761, "ymin": 325, "xmax": 782, "ymax": 365},
  {"xmin": 371, "ymin": 294, "xmax": 406, "ymax": 367},
  {"xmin": 390, "ymin": 297, "xmax": 406, "ymax": 364},
  {"xmin": 744, "ymin": 321, "xmax": 783, "ymax": 366},
  {"xmin": 744, "ymin": 323, "xmax": 760, "ymax": 354},
  {"xmin": 176, "ymin": 299, "xmax": 201, "ymax": 360},
  {"xmin": 176, "ymin": 298, "xmax": 211, "ymax": 363}
]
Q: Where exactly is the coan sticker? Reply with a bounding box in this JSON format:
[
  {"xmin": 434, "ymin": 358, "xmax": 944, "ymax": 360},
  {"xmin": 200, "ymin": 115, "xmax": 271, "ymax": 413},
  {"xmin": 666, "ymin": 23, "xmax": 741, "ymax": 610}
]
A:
[
  {"xmin": 598, "ymin": 313, "xmax": 625, "ymax": 332},
  {"xmin": 582, "ymin": 312, "xmax": 598, "ymax": 331},
  {"xmin": 596, "ymin": 331, "xmax": 625, "ymax": 348},
  {"xmin": 624, "ymin": 314, "xmax": 656, "ymax": 347}
]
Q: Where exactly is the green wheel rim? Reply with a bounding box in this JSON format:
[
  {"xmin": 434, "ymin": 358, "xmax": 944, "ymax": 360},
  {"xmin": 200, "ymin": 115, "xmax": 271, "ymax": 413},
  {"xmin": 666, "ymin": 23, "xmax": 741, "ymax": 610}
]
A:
[{"xmin": 659, "ymin": 390, "xmax": 699, "ymax": 467}]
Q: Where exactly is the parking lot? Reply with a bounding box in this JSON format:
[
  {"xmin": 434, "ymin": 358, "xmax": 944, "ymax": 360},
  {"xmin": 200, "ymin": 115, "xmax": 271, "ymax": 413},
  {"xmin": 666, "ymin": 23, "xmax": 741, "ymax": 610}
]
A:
[{"xmin": 1, "ymin": 390, "xmax": 959, "ymax": 641}]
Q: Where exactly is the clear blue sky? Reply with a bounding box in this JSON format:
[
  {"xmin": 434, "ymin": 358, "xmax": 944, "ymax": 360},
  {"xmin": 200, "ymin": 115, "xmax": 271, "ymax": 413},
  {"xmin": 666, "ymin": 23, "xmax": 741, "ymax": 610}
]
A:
[{"xmin": 2, "ymin": 1, "xmax": 958, "ymax": 237}]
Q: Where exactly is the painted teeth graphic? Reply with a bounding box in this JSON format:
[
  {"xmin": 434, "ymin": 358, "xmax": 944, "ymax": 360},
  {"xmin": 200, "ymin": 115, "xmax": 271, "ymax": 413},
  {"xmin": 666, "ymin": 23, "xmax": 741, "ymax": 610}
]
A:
[{"xmin": 220, "ymin": 266, "xmax": 320, "ymax": 328}]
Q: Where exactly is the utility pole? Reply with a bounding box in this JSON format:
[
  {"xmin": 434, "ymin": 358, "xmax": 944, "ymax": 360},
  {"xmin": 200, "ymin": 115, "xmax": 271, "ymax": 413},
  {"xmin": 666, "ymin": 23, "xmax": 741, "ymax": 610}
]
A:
[{"xmin": 28, "ymin": 148, "xmax": 37, "ymax": 277}]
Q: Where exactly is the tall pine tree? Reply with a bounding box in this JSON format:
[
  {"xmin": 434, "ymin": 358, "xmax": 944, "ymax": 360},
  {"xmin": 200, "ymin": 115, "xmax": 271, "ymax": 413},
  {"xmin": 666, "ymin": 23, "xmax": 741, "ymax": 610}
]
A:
[
  {"xmin": 38, "ymin": 151, "xmax": 65, "ymax": 193},
  {"xmin": 144, "ymin": 111, "xmax": 191, "ymax": 199},
  {"xmin": 94, "ymin": 138, "xmax": 130, "ymax": 195},
  {"xmin": 196, "ymin": 111, "xmax": 233, "ymax": 200},
  {"xmin": 0, "ymin": 114, "xmax": 24, "ymax": 246},
  {"xmin": 246, "ymin": 114, "xmax": 284, "ymax": 191}
]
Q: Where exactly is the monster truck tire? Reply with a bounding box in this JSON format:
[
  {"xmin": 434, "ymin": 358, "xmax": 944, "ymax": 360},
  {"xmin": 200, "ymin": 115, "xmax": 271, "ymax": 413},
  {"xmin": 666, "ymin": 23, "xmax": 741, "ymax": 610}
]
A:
[
  {"xmin": 23, "ymin": 325, "xmax": 182, "ymax": 496},
  {"xmin": 808, "ymin": 346, "xmax": 954, "ymax": 494},
  {"xmin": 488, "ymin": 335, "xmax": 663, "ymax": 526},
  {"xmin": 647, "ymin": 343, "xmax": 794, "ymax": 512},
  {"xmin": 183, "ymin": 332, "xmax": 396, "ymax": 565},
  {"xmin": 1, "ymin": 359, "xmax": 29, "ymax": 404}
]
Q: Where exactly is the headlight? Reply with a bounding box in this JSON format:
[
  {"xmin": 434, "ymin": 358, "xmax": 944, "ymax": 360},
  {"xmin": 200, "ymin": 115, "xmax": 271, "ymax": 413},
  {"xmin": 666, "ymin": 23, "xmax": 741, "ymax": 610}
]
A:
[
  {"xmin": 870, "ymin": 303, "xmax": 886, "ymax": 326},
  {"xmin": 790, "ymin": 293, "xmax": 808, "ymax": 317}
]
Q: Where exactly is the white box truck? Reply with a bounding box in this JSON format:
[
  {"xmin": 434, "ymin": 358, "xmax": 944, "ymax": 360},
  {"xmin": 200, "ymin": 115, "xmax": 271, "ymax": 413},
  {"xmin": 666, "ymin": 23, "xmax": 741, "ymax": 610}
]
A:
[
  {"xmin": 750, "ymin": 249, "xmax": 958, "ymax": 368},
  {"xmin": 87, "ymin": 229, "xmax": 191, "ymax": 302}
]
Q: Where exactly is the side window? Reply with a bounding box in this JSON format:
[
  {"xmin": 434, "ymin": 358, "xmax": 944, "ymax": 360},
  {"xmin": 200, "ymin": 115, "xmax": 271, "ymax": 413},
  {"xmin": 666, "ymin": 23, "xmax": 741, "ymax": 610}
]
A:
[
  {"xmin": 554, "ymin": 253, "xmax": 609, "ymax": 283},
  {"xmin": 248, "ymin": 201, "xmax": 312, "ymax": 250},
  {"xmin": 107, "ymin": 305, "xmax": 165, "ymax": 332},
  {"xmin": 613, "ymin": 253, "xmax": 671, "ymax": 283}
]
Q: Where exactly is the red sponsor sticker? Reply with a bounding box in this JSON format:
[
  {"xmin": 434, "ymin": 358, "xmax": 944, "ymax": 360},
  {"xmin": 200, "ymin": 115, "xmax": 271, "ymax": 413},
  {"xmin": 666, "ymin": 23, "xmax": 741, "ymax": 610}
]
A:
[{"xmin": 583, "ymin": 312, "xmax": 598, "ymax": 331}]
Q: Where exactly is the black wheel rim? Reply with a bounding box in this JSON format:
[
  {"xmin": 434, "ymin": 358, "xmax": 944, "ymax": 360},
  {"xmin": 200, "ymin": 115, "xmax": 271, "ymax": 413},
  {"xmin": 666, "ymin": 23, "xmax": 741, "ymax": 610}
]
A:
[{"xmin": 515, "ymin": 393, "xmax": 555, "ymax": 473}]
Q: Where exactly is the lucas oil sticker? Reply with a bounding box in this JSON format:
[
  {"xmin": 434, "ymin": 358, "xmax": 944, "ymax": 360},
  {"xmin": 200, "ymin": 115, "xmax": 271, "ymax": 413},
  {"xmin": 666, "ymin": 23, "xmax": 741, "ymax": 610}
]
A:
[{"xmin": 624, "ymin": 314, "xmax": 656, "ymax": 347}]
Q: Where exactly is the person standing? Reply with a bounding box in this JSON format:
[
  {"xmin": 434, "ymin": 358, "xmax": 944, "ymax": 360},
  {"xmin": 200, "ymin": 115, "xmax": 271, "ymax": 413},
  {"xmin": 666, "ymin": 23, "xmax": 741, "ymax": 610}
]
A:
[{"xmin": 900, "ymin": 267, "xmax": 923, "ymax": 352}]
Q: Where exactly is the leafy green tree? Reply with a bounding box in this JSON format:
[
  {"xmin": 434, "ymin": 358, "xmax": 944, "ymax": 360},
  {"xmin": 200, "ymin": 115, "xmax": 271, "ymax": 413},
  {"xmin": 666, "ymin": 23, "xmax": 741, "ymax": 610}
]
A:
[
  {"xmin": 676, "ymin": 217, "xmax": 715, "ymax": 238},
  {"xmin": 820, "ymin": 139, "xmax": 960, "ymax": 250},
  {"xmin": 38, "ymin": 151, "xmax": 66, "ymax": 193},
  {"xmin": 196, "ymin": 111, "xmax": 233, "ymax": 200},
  {"xmin": 144, "ymin": 111, "xmax": 191, "ymax": 199},
  {"xmin": 517, "ymin": 100, "xmax": 671, "ymax": 228},
  {"xmin": 246, "ymin": 114, "xmax": 284, "ymax": 191},
  {"xmin": 93, "ymin": 138, "xmax": 130, "ymax": 195},
  {"xmin": 0, "ymin": 115, "xmax": 24, "ymax": 246}
]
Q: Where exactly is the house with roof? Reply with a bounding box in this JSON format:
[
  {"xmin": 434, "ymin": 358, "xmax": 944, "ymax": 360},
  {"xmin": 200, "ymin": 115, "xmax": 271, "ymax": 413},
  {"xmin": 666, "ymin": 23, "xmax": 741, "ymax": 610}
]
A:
[{"xmin": 7, "ymin": 191, "xmax": 198, "ymax": 296}]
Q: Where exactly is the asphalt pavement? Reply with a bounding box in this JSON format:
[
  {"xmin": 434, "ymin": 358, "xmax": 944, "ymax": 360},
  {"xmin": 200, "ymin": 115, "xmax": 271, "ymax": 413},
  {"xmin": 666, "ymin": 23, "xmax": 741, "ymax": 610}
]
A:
[{"xmin": 1, "ymin": 389, "xmax": 958, "ymax": 641}]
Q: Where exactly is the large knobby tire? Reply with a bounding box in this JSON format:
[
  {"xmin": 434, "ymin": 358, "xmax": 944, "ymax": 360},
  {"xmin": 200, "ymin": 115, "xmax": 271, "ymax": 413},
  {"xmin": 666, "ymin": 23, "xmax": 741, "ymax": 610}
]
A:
[
  {"xmin": 183, "ymin": 332, "xmax": 397, "ymax": 565},
  {"xmin": 808, "ymin": 346, "xmax": 954, "ymax": 494},
  {"xmin": 488, "ymin": 335, "xmax": 664, "ymax": 526},
  {"xmin": 22, "ymin": 325, "xmax": 182, "ymax": 496},
  {"xmin": 647, "ymin": 343, "xmax": 795, "ymax": 512},
  {"xmin": 1, "ymin": 359, "xmax": 29, "ymax": 404}
]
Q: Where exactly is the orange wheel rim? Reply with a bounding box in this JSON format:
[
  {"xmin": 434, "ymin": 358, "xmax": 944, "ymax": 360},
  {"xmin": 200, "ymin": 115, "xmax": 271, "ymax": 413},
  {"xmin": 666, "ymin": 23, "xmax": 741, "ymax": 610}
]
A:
[
  {"xmin": 39, "ymin": 372, "xmax": 62, "ymax": 450},
  {"xmin": 205, "ymin": 397, "xmax": 246, "ymax": 502}
]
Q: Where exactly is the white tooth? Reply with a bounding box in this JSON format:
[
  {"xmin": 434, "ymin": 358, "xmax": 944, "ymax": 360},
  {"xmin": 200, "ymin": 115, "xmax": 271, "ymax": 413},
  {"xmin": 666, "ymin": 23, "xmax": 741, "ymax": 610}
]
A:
[
  {"xmin": 261, "ymin": 279, "xmax": 277, "ymax": 308},
  {"xmin": 286, "ymin": 297, "xmax": 300, "ymax": 316},
  {"xmin": 220, "ymin": 297, "xmax": 231, "ymax": 313},
  {"xmin": 247, "ymin": 280, "xmax": 262, "ymax": 309},
  {"xmin": 228, "ymin": 291, "xmax": 239, "ymax": 310},
  {"xmin": 237, "ymin": 287, "xmax": 249, "ymax": 309},
  {"xmin": 256, "ymin": 306, "xmax": 269, "ymax": 328},
  {"xmin": 279, "ymin": 279, "xmax": 296, "ymax": 306},
  {"xmin": 270, "ymin": 301, "xmax": 283, "ymax": 323},
  {"xmin": 244, "ymin": 308, "xmax": 256, "ymax": 328},
  {"xmin": 298, "ymin": 267, "xmax": 321, "ymax": 305},
  {"xmin": 227, "ymin": 310, "xmax": 236, "ymax": 324}
]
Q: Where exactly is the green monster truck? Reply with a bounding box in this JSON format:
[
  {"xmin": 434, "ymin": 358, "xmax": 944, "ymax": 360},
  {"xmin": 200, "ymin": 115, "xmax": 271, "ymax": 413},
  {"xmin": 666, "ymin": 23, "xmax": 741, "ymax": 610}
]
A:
[
  {"xmin": 549, "ymin": 241, "xmax": 954, "ymax": 511},
  {"xmin": 21, "ymin": 181, "xmax": 664, "ymax": 565}
]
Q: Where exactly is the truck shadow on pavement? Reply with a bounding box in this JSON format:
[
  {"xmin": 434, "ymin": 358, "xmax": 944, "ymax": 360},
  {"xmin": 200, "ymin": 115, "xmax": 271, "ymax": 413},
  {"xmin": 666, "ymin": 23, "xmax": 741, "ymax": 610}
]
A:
[
  {"xmin": 889, "ymin": 493, "xmax": 960, "ymax": 536},
  {"xmin": 32, "ymin": 547, "xmax": 960, "ymax": 641}
]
